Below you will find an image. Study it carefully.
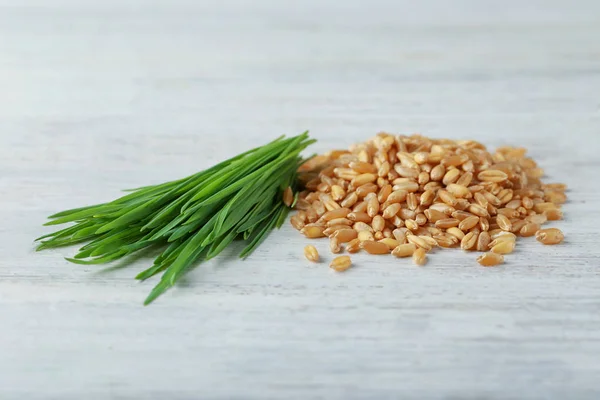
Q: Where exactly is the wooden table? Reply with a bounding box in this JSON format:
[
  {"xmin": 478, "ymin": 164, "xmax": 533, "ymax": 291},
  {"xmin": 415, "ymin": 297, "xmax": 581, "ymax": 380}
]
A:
[{"xmin": 1, "ymin": 1, "xmax": 599, "ymax": 398}]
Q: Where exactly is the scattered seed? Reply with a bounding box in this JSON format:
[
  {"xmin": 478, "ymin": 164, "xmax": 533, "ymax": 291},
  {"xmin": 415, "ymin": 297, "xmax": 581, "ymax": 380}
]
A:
[
  {"xmin": 330, "ymin": 256, "xmax": 352, "ymax": 272},
  {"xmin": 304, "ymin": 245, "xmax": 319, "ymax": 262},
  {"xmin": 477, "ymin": 252, "xmax": 504, "ymax": 266},
  {"xmin": 536, "ymin": 228, "xmax": 564, "ymax": 245}
]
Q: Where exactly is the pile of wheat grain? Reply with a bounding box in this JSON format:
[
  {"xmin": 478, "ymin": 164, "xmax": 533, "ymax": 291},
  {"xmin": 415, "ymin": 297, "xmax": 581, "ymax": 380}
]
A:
[{"xmin": 290, "ymin": 133, "xmax": 566, "ymax": 270}]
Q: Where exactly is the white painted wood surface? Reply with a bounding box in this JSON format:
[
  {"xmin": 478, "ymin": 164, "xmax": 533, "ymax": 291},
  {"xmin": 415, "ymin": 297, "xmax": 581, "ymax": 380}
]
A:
[{"xmin": 1, "ymin": 1, "xmax": 599, "ymax": 398}]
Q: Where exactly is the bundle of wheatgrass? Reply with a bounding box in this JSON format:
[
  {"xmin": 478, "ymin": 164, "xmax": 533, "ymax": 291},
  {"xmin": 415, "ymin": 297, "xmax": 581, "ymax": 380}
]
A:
[{"xmin": 36, "ymin": 132, "xmax": 315, "ymax": 304}]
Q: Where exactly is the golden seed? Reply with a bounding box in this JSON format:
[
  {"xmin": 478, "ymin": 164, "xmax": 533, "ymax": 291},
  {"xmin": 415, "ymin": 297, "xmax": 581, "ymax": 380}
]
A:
[
  {"xmin": 412, "ymin": 248, "xmax": 428, "ymax": 266},
  {"xmin": 405, "ymin": 219, "xmax": 419, "ymax": 231},
  {"xmin": 544, "ymin": 208, "xmax": 563, "ymax": 221},
  {"xmin": 358, "ymin": 230, "xmax": 375, "ymax": 242},
  {"xmin": 301, "ymin": 225, "xmax": 326, "ymax": 238},
  {"xmin": 461, "ymin": 231, "xmax": 478, "ymax": 250},
  {"xmin": 407, "ymin": 234, "xmax": 432, "ymax": 251},
  {"xmin": 334, "ymin": 229, "xmax": 358, "ymax": 243},
  {"xmin": 478, "ymin": 169, "xmax": 508, "ymax": 182},
  {"xmin": 496, "ymin": 214, "xmax": 512, "ymax": 232},
  {"xmin": 458, "ymin": 215, "xmax": 480, "ymax": 231},
  {"xmin": 477, "ymin": 252, "xmax": 504, "ymax": 266},
  {"xmin": 536, "ymin": 228, "xmax": 564, "ymax": 245},
  {"xmin": 392, "ymin": 243, "xmax": 417, "ymax": 257},
  {"xmin": 355, "ymin": 183, "xmax": 379, "ymax": 198},
  {"xmin": 520, "ymin": 222, "xmax": 540, "ymax": 237},
  {"xmin": 327, "ymin": 218, "xmax": 352, "ymax": 227},
  {"xmin": 476, "ymin": 231, "xmax": 491, "ymax": 252},
  {"xmin": 346, "ymin": 238, "xmax": 362, "ymax": 253},
  {"xmin": 304, "ymin": 245, "xmax": 319, "ymax": 262},
  {"xmin": 446, "ymin": 227, "xmax": 466, "ymax": 241},
  {"xmin": 330, "ymin": 256, "xmax": 352, "ymax": 272},
  {"xmin": 438, "ymin": 190, "xmax": 458, "ymax": 206},
  {"xmin": 362, "ymin": 240, "xmax": 391, "ymax": 255},
  {"xmin": 340, "ymin": 192, "xmax": 359, "ymax": 208},
  {"xmin": 353, "ymin": 221, "xmax": 374, "ymax": 232},
  {"xmin": 378, "ymin": 184, "xmax": 392, "ymax": 203},
  {"xmin": 330, "ymin": 237, "xmax": 342, "ymax": 254},
  {"xmin": 379, "ymin": 238, "xmax": 401, "ymax": 250},
  {"xmin": 372, "ymin": 215, "xmax": 385, "ymax": 232},
  {"xmin": 350, "ymin": 161, "xmax": 377, "ymax": 174},
  {"xmin": 491, "ymin": 240, "xmax": 515, "ymax": 254},
  {"xmin": 347, "ymin": 212, "xmax": 372, "ymax": 223},
  {"xmin": 382, "ymin": 203, "xmax": 402, "ymax": 219}
]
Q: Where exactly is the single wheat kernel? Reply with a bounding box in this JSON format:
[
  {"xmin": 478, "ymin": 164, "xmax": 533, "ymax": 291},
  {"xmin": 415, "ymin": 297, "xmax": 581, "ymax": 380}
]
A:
[
  {"xmin": 323, "ymin": 225, "xmax": 348, "ymax": 236},
  {"xmin": 393, "ymin": 181, "xmax": 419, "ymax": 192},
  {"xmin": 347, "ymin": 212, "xmax": 372, "ymax": 223},
  {"xmin": 350, "ymin": 161, "xmax": 377, "ymax": 174},
  {"xmin": 356, "ymin": 183, "xmax": 379, "ymax": 198},
  {"xmin": 476, "ymin": 231, "xmax": 491, "ymax": 252},
  {"xmin": 478, "ymin": 169, "xmax": 508, "ymax": 183},
  {"xmin": 322, "ymin": 208, "xmax": 351, "ymax": 221},
  {"xmin": 392, "ymin": 243, "xmax": 417, "ymax": 257},
  {"xmin": 441, "ymin": 168, "xmax": 460, "ymax": 185},
  {"xmin": 353, "ymin": 221, "xmax": 374, "ymax": 232},
  {"xmin": 372, "ymin": 215, "xmax": 385, "ymax": 232},
  {"xmin": 346, "ymin": 238, "xmax": 362, "ymax": 253},
  {"xmin": 330, "ymin": 237, "xmax": 342, "ymax": 254},
  {"xmin": 520, "ymin": 222, "xmax": 540, "ymax": 237},
  {"xmin": 468, "ymin": 203, "xmax": 489, "ymax": 217},
  {"xmin": 405, "ymin": 219, "xmax": 419, "ymax": 231},
  {"xmin": 358, "ymin": 230, "xmax": 375, "ymax": 242},
  {"xmin": 374, "ymin": 231, "xmax": 384, "ymax": 240},
  {"xmin": 452, "ymin": 210, "xmax": 474, "ymax": 221},
  {"xmin": 340, "ymin": 192, "xmax": 359, "ymax": 208},
  {"xmin": 327, "ymin": 218, "xmax": 352, "ymax": 227},
  {"xmin": 382, "ymin": 203, "xmax": 402, "ymax": 219},
  {"xmin": 412, "ymin": 248, "xmax": 428, "ymax": 266},
  {"xmin": 491, "ymin": 240, "xmax": 515, "ymax": 254},
  {"xmin": 392, "ymin": 228, "xmax": 408, "ymax": 242},
  {"xmin": 479, "ymin": 217, "xmax": 490, "ymax": 232},
  {"xmin": 461, "ymin": 231, "xmax": 478, "ymax": 250},
  {"xmin": 458, "ymin": 215, "xmax": 480, "ymax": 231},
  {"xmin": 419, "ymin": 235, "xmax": 438, "ymax": 248},
  {"xmin": 362, "ymin": 240, "xmax": 391, "ymax": 255},
  {"xmin": 490, "ymin": 230, "xmax": 517, "ymax": 241},
  {"xmin": 446, "ymin": 183, "xmax": 470, "ymax": 198},
  {"xmin": 407, "ymin": 235, "xmax": 432, "ymax": 251},
  {"xmin": 427, "ymin": 164, "xmax": 443, "ymax": 182},
  {"xmin": 496, "ymin": 214, "xmax": 512, "ymax": 232},
  {"xmin": 510, "ymin": 220, "xmax": 527, "ymax": 234},
  {"xmin": 367, "ymin": 196, "xmax": 380, "ymax": 218},
  {"xmin": 378, "ymin": 184, "xmax": 392, "ymax": 203},
  {"xmin": 351, "ymin": 173, "xmax": 378, "ymax": 187},
  {"xmin": 536, "ymin": 228, "xmax": 564, "ymax": 245},
  {"xmin": 438, "ymin": 190, "xmax": 458, "ymax": 206},
  {"xmin": 544, "ymin": 208, "xmax": 563, "ymax": 221},
  {"xmin": 435, "ymin": 218, "xmax": 460, "ymax": 229},
  {"xmin": 420, "ymin": 190, "xmax": 435, "ymax": 206},
  {"xmin": 330, "ymin": 256, "xmax": 352, "ymax": 272},
  {"xmin": 435, "ymin": 234, "xmax": 457, "ymax": 248},
  {"xmin": 527, "ymin": 214, "xmax": 547, "ymax": 225},
  {"xmin": 290, "ymin": 215, "xmax": 305, "ymax": 230},
  {"xmin": 334, "ymin": 229, "xmax": 358, "ymax": 243},
  {"xmin": 283, "ymin": 187, "xmax": 294, "ymax": 207},
  {"xmin": 330, "ymin": 185, "xmax": 346, "ymax": 201},
  {"xmin": 477, "ymin": 252, "xmax": 504, "ymax": 266},
  {"xmin": 415, "ymin": 213, "xmax": 428, "ymax": 226},
  {"xmin": 379, "ymin": 238, "xmax": 401, "ymax": 250},
  {"xmin": 474, "ymin": 192, "xmax": 489, "ymax": 208},
  {"xmin": 304, "ymin": 245, "xmax": 319, "ymax": 262},
  {"xmin": 446, "ymin": 227, "xmax": 466, "ymax": 241},
  {"xmin": 425, "ymin": 209, "xmax": 447, "ymax": 223},
  {"xmin": 301, "ymin": 225, "xmax": 326, "ymax": 238},
  {"xmin": 533, "ymin": 202, "xmax": 557, "ymax": 213}
]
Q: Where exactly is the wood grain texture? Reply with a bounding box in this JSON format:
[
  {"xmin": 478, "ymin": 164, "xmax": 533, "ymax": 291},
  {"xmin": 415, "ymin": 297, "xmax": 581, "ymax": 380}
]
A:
[{"xmin": 1, "ymin": 0, "xmax": 600, "ymax": 399}]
